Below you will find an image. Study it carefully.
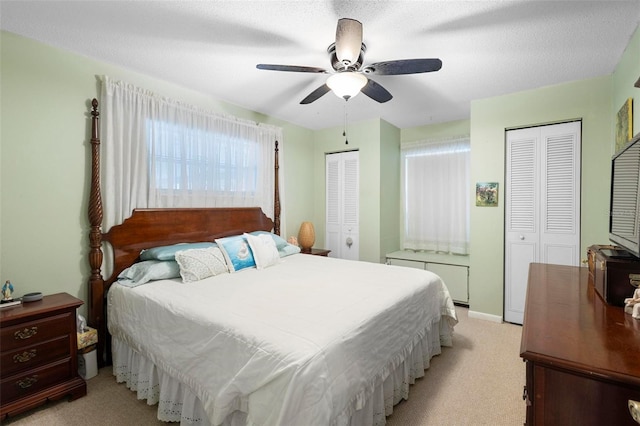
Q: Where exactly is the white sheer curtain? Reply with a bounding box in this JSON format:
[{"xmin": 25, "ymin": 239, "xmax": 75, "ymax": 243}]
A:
[
  {"xmin": 101, "ymin": 76, "xmax": 282, "ymax": 230},
  {"xmin": 401, "ymin": 136, "xmax": 470, "ymax": 255}
]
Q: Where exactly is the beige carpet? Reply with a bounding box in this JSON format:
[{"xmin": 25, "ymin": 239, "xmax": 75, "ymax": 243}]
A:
[{"xmin": 4, "ymin": 307, "xmax": 525, "ymax": 425}]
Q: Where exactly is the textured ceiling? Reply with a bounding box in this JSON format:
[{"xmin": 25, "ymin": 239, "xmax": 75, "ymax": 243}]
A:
[{"xmin": 1, "ymin": 1, "xmax": 639, "ymax": 130}]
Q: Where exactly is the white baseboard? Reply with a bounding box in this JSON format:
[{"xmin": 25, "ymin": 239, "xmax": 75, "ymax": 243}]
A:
[{"xmin": 468, "ymin": 310, "xmax": 503, "ymax": 323}]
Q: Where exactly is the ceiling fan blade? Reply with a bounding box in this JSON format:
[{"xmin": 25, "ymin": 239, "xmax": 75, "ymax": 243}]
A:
[
  {"xmin": 361, "ymin": 78, "xmax": 392, "ymax": 103},
  {"xmin": 363, "ymin": 59, "xmax": 442, "ymax": 75},
  {"xmin": 300, "ymin": 84, "xmax": 331, "ymax": 104},
  {"xmin": 335, "ymin": 18, "xmax": 362, "ymax": 66},
  {"xmin": 257, "ymin": 64, "xmax": 327, "ymax": 73}
]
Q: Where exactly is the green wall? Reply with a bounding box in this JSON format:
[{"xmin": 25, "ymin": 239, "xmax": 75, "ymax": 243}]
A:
[
  {"xmin": 401, "ymin": 119, "xmax": 471, "ymax": 143},
  {"xmin": 0, "ymin": 31, "xmax": 314, "ymax": 315},
  {"xmin": 612, "ymin": 23, "xmax": 640, "ymax": 142},
  {"xmin": 379, "ymin": 120, "xmax": 401, "ymax": 261},
  {"xmin": 312, "ymin": 119, "xmax": 380, "ymax": 262},
  {"xmin": 469, "ymin": 76, "xmax": 612, "ymax": 318},
  {"xmin": 310, "ymin": 118, "xmax": 400, "ymax": 263}
]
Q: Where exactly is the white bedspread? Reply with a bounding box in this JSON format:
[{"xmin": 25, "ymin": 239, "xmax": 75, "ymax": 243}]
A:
[{"xmin": 108, "ymin": 254, "xmax": 457, "ymax": 426}]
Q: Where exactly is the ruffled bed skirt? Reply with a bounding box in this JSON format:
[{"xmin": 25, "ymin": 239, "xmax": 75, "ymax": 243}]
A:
[{"xmin": 112, "ymin": 317, "xmax": 452, "ymax": 426}]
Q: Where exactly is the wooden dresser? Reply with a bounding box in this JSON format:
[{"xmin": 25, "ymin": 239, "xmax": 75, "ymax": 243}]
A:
[
  {"xmin": 1, "ymin": 293, "xmax": 87, "ymax": 419},
  {"xmin": 520, "ymin": 264, "xmax": 640, "ymax": 425}
]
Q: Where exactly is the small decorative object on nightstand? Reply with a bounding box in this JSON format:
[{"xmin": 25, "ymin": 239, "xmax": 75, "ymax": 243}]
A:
[
  {"xmin": 2, "ymin": 280, "xmax": 14, "ymax": 302},
  {"xmin": 298, "ymin": 221, "xmax": 315, "ymax": 250}
]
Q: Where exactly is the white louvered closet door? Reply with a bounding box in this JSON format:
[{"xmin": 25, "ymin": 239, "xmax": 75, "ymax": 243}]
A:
[
  {"xmin": 326, "ymin": 151, "xmax": 359, "ymax": 260},
  {"xmin": 504, "ymin": 121, "xmax": 581, "ymax": 324}
]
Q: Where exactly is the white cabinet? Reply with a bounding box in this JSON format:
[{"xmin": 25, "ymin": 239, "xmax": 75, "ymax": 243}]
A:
[
  {"xmin": 386, "ymin": 251, "xmax": 469, "ymax": 305},
  {"xmin": 426, "ymin": 263, "xmax": 469, "ymax": 304}
]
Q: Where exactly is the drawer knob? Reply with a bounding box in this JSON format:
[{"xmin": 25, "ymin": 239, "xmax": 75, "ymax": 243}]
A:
[
  {"xmin": 630, "ymin": 400, "xmax": 640, "ymax": 424},
  {"xmin": 14, "ymin": 326, "xmax": 38, "ymax": 340},
  {"xmin": 13, "ymin": 349, "xmax": 37, "ymax": 363},
  {"xmin": 16, "ymin": 375, "xmax": 38, "ymax": 389}
]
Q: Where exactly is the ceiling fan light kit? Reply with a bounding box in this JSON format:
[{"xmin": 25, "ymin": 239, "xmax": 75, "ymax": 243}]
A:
[
  {"xmin": 256, "ymin": 18, "xmax": 442, "ymax": 105},
  {"xmin": 326, "ymin": 72, "xmax": 367, "ymax": 100}
]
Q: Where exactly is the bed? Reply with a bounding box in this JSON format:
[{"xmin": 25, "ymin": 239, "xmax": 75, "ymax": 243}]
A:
[{"xmin": 85, "ymin": 99, "xmax": 458, "ymax": 425}]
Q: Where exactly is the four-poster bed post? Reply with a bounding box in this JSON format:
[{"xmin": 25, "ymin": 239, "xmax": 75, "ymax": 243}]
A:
[{"xmin": 87, "ymin": 99, "xmax": 105, "ymax": 366}]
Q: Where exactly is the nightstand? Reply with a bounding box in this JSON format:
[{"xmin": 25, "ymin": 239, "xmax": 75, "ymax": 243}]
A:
[
  {"xmin": 300, "ymin": 248, "xmax": 331, "ymax": 257},
  {"xmin": 1, "ymin": 292, "xmax": 87, "ymax": 419}
]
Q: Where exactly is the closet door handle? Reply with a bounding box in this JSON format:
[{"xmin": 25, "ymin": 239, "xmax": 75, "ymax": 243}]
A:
[{"xmin": 519, "ymin": 235, "xmax": 525, "ymax": 240}]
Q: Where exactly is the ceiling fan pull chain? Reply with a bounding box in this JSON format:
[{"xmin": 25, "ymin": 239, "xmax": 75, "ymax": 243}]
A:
[{"xmin": 344, "ymin": 101, "xmax": 349, "ymax": 145}]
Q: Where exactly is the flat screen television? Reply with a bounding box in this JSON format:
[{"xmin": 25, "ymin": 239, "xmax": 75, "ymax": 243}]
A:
[{"xmin": 609, "ymin": 133, "xmax": 640, "ymax": 258}]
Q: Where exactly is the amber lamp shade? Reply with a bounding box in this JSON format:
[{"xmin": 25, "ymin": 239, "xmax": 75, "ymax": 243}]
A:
[{"xmin": 298, "ymin": 221, "xmax": 316, "ymax": 250}]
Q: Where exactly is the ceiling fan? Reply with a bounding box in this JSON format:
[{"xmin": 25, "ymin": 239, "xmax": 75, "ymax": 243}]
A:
[{"xmin": 256, "ymin": 18, "xmax": 442, "ymax": 104}]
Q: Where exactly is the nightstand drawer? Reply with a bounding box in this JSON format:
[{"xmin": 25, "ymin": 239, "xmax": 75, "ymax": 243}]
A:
[
  {"xmin": 1, "ymin": 358, "xmax": 72, "ymax": 404},
  {"xmin": 1, "ymin": 335, "xmax": 70, "ymax": 376},
  {"xmin": 1, "ymin": 312, "xmax": 72, "ymax": 351}
]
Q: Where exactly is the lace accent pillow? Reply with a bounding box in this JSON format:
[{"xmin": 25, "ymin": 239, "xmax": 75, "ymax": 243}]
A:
[{"xmin": 175, "ymin": 247, "xmax": 229, "ymax": 283}]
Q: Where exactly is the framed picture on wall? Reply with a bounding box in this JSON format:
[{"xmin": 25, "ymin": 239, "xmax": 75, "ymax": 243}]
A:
[
  {"xmin": 615, "ymin": 97, "xmax": 633, "ymax": 153},
  {"xmin": 476, "ymin": 182, "xmax": 499, "ymax": 207}
]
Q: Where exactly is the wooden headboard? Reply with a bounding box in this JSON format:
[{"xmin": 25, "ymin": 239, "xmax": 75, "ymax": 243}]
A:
[{"xmin": 87, "ymin": 99, "xmax": 281, "ymax": 365}]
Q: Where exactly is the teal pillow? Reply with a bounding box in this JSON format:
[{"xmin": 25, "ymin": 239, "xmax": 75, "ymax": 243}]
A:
[
  {"xmin": 140, "ymin": 242, "xmax": 216, "ymax": 261},
  {"xmin": 278, "ymin": 243, "xmax": 301, "ymax": 258},
  {"xmin": 117, "ymin": 260, "xmax": 181, "ymax": 287},
  {"xmin": 215, "ymin": 235, "xmax": 256, "ymax": 272},
  {"xmin": 249, "ymin": 231, "xmax": 288, "ymax": 250}
]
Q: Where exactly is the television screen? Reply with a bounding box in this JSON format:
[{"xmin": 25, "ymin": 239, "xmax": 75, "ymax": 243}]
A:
[{"xmin": 609, "ymin": 133, "xmax": 640, "ymax": 258}]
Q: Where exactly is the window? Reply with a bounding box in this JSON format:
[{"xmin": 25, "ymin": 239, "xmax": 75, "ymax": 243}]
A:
[
  {"xmin": 149, "ymin": 120, "xmax": 260, "ymax": 195},
  {"xmin": 401, "ymin": 137, "xmax": 470, "ymax": 255}
]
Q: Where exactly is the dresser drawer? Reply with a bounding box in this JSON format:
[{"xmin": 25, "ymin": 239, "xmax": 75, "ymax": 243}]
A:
[
  {"xmin": 0, "ymin": 312, "xmax": 72, "ymax": 352},
  {"xmin": 1, "ymin": 358, "xmax": 73, "ymax": 404},
  {"xmin": 1, "ymin": 335, "xmax": 70, "ymax": 376}
]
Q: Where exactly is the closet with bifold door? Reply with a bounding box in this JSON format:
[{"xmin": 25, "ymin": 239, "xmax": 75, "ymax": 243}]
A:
[
  {"xmin": 326, "ymin": 150, "xmax": 359, "ymax": 260},
  {"xmin": 504, "ymin": 121, "xmax": 581, "ymax": 324}
]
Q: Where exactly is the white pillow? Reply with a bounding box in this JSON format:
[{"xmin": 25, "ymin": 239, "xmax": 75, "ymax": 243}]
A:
[
  {"xmin": 175, "ymin": 247, "xmax": 229, "ymax": 282},
  {"xmin": 245, "ymin": 232, "xmax": 280, "ymax": 269}
]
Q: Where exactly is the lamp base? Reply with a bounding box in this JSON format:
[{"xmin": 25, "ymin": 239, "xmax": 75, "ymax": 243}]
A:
[{"xmin": 298, "ymin": 221, "xmax": 316, "ymax": 251}]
